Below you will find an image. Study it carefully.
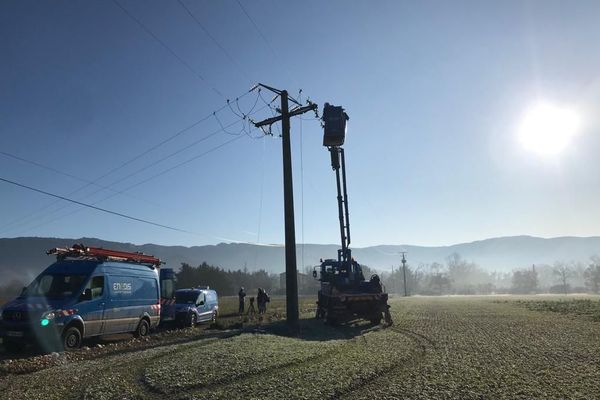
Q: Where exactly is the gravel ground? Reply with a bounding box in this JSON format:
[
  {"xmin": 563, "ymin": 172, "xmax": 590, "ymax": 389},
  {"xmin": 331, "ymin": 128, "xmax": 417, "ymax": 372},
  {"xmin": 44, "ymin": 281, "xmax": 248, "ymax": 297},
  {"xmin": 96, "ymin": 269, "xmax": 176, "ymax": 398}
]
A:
[{"xmin": 1, "ymin": 295, "xmax": 599, "ymax": 399}]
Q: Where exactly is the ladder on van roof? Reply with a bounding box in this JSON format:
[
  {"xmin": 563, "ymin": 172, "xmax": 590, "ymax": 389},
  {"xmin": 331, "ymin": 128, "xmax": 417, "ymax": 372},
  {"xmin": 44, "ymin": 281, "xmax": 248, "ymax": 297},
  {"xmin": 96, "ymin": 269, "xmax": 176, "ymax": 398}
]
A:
[{"xmin": 46, "ymin": 244, "xmax": 163, "ymax": 267}]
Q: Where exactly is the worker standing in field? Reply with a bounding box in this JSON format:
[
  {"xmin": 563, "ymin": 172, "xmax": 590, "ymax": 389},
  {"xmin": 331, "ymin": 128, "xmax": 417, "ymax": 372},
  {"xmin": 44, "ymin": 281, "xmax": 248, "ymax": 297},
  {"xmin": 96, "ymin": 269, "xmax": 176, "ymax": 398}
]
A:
[
  {"xmin": 238, "ymin": 287, "xmax": 246, "ymax": 314},
  {"xmin": 257, "ymin": 288, "xmax": 264, "ymax": 314},
  {"xmin": 257, "ymin": 288, "xmax": 270, "ymax": 314}
]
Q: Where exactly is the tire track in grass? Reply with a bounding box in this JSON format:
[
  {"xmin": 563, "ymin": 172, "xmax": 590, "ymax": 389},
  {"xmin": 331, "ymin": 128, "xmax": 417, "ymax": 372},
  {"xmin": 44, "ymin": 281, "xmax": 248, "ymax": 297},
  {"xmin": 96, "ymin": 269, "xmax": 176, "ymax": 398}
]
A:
[
  {"xmin": 327, "ymin": 319, "xmax": 438, "ymax": 399},
  {"xmin": 0, "ymin": 328, "xmax": 241, "ymax": 378},
  {"xmin": 144, "ymin": 318, "xmax": 380, "ymax": 397},
  {"xmin": 142, "ymin": 330, "xmax": 354, "ymax": 396},
  {"xmin": 356, "ymin": 297, "xmax": 600, "ymax": 399},
  {"xmin": 78, "ymin": 338, "xmax": 225, "ymax": 400},
  {"xmin": 179, "ymin": 326, "xmax": 419, "ymax": 400},
  {"xmin": 0, "ymin": 336, "xmax": 225, "ymax": 400},
  {"xmin": 170, "ymin": 338, "xmax": 350, "ymax": 397}
]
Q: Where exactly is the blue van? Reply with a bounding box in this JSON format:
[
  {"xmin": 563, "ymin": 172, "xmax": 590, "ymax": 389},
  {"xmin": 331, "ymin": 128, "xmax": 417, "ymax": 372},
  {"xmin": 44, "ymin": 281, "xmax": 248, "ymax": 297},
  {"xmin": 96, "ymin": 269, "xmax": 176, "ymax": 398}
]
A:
[
  {"xmin": 174, "ymin": 287, "xmax": 219, "ymax": 328},
  {"xmin": 0, "ymin": 246, "xmax": 171, "ymax": 351}
]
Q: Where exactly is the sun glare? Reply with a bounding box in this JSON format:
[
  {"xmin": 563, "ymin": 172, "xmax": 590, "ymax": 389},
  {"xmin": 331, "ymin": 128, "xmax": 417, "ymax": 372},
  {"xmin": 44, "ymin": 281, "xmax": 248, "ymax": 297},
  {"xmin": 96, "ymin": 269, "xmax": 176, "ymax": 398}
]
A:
[{"xmin": 518, "ymin": 102, "xmax": 580, "ymax": 156}]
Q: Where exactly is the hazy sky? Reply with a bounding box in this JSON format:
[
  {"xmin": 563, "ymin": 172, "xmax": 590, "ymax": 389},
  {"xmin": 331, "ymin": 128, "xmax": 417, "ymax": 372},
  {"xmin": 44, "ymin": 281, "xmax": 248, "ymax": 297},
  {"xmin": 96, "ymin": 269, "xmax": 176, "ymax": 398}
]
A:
[{"xmin": 1, "ymin": 0, "xmax": 600, "ymax": 248}]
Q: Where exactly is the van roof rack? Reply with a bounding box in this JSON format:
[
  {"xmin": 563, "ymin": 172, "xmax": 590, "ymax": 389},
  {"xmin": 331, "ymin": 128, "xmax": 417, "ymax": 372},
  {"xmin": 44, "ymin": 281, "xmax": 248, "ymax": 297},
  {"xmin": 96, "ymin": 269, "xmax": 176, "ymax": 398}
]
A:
[{"xmin": 47, "ymin": 244, "xmax": 163, "ymax": 267}]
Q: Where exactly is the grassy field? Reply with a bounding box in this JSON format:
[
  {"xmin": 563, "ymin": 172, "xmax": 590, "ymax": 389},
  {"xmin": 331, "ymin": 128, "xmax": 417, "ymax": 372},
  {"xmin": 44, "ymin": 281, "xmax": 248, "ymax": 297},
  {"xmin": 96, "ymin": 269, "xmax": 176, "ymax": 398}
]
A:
[
  {"xmin": 1, "ymin": 295, "xmax": 600, "ymax": 399},
  {"xmin": 216, "ymin": 294, "xmax": 318, "ymax": 318}
]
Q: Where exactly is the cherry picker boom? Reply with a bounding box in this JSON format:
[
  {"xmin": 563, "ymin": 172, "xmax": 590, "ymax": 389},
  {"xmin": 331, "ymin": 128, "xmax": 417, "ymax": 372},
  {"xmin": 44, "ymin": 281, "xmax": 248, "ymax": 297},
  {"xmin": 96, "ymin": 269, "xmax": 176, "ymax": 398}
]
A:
[{"xmin": 313, "ymin": 104, "xmax": 393, "ymax": 325}]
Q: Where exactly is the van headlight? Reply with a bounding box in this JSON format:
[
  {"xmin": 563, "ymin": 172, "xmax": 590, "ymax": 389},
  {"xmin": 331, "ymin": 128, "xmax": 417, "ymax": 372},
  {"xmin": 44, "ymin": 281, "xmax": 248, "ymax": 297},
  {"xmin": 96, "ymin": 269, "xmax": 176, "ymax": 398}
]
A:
[
  {"xmin": 40, "ymin": 311, "xmax": 56, "ymax": 327},
  {"xmin": 42, "ymin": 311, "xmax": 56, "ymax": 320}
]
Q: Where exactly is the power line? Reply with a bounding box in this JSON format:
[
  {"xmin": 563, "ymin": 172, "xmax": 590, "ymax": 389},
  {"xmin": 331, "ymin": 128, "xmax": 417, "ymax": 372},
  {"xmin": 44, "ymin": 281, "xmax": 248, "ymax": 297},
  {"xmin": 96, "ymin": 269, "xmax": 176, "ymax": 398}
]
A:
[
  {"xmin": 112, "ymin": 0, "xmax": 225, "ymax": 99},
  {"xmin": 4, "ymin": 103, "xmax": 268, "ymax": 236},
  {"xmin": 0, "ymin": 177, "xmax": 192, "ymax": 234},
  {"xmin": 0, "ymin": 89, "xmax": 256, "ymax": 234},
  {"xmin": 177, "ymin": 0, "xmax": 252, "ymax": 82},
  {"xmin": 77, "ymin": 89, "xmax": 254, "ymax": 187},
  {"xmin": 2, "ymin": 120, "xmax": 243, "ymax": 235},
  {"xmin": 253, "ymin": 135, "xmax": 266, "ymax": 269},
  {"xmin": 129, "ymin": 134, "xmax": 245, "ymax": 191},
  {"xmin": 0, "ymin": 112, "xmax": 228, "ymax": 233},
  {"xmin": 8, "ymin": 134, "xmax": 246, "ymax": 237},
  {"xmin": 235, "ymin": 0, "xmax": 277, "ymax": 57},
  {"xmin": 298, "ymin": 90, "xmax": 305, "ymax": 271},
  {"xmin": 0, "ymin": 150, "xmax": 154, "ymax": 205},
  {"xmin": 98, "ymin": 101, "xmax": 267, "ymax": 193},
  {"xmin": 101, "ymin": 119, "xmax": 245, "ymax": 188}
]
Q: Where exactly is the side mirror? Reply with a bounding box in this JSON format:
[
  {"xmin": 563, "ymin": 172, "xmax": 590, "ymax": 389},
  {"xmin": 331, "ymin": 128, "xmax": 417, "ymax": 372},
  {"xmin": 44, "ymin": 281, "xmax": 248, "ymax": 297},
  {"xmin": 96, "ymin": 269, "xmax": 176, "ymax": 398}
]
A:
[
  {"xmin": 312, "ymin": 270, "xmax": 317, "ymax": 279},
  {"xmin": 198, "ymin": 300, "xmax": 205, "ymax": 306},
  {"xmin": 80, "ymin": 288, "xmax": 92, "ymax": 301}
]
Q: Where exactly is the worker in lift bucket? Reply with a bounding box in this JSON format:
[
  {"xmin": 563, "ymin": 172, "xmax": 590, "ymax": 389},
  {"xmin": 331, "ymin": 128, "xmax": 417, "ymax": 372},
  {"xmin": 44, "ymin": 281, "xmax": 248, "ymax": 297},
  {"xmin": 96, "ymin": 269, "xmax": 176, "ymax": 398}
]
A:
[{"xmin": 238, "ymin": 287, "xmax": 246, "ymax": 314}]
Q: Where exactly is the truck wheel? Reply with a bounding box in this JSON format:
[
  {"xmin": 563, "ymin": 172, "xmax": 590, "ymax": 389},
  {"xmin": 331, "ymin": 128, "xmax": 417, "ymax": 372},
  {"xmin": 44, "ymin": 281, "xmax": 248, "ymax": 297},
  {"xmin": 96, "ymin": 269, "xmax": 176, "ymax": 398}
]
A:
[
  {"xmin": 325, "ymin": 309, "xmax": 338, "ymax": 325},
  {"xmin": 134, "ymin": 319, "xmax": 150, "ymax": 338},
  {"xmin": 62, "ymin": 326, "xmax": 82, "ymax": 351},
  {"xmin": 316, "ymin": 306, "xmax": 325, "ymax": 319},
  {"xmin": 384, "ymin": 309, "xmax": 393, "ymax": 326}
]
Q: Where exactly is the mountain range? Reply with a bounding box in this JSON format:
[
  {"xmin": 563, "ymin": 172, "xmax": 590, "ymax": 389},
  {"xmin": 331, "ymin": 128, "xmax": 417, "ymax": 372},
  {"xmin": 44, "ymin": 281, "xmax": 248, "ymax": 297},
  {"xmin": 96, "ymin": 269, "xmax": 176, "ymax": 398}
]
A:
[{"xmin": 1, "ymin": 235, "xmax": 599, "ymax": 284}]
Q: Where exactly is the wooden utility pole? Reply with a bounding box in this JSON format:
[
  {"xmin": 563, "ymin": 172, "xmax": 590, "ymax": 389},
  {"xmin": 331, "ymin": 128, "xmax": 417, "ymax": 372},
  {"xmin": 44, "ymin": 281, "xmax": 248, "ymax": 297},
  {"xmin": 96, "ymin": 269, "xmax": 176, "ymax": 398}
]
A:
[
  {"xmin": 252, "ymin": 84, "xmax": 317, "ymax": 330},
  {"xmin": 401, "ymin": 251, "xmax": 408, "ymax": 297}
]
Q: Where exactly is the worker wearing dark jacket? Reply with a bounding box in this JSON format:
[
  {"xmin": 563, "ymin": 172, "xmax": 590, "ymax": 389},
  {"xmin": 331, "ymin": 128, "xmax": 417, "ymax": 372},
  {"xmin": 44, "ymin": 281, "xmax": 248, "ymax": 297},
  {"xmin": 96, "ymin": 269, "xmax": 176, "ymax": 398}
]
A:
[
  {"xmin": 238, "ymin": 287, "xmax": 246, "ymax": 314},
  {"xmin": 257, "ymin": 288, "xmax": 270, "ymax": 314}
]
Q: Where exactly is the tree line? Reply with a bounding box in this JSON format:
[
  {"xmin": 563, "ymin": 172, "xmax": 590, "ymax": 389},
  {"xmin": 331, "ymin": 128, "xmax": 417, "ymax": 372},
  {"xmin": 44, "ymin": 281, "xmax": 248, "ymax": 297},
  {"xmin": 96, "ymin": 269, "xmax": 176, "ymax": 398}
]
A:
[
  {"xmin": 381, "ymin": 253, "xmax": 600, "ymax": 295},
  {"xmin": 2, "ymin": 255, "xmax": 600, "ymax": 304},
  {"xmin": 175, "ymin": 262, "xmax": 279, "ymax": 296}
]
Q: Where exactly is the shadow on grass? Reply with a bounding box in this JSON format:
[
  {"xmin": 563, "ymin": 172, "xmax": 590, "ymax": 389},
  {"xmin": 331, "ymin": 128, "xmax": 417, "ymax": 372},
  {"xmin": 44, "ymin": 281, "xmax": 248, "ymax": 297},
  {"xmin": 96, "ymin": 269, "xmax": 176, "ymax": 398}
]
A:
[{"xmin": 263, "ymin": 317, "xmax": 383, "ymax": 342}]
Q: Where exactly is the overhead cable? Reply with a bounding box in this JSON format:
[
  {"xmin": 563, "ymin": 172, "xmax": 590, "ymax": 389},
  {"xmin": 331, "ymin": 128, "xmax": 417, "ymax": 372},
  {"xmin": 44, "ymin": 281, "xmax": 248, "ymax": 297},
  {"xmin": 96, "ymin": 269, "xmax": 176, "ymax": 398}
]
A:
[
  {"xmin": 176, "ymin": 0, "xmax": 252, "ymax": 82},
  {"xmin": 0, "ymin": 177, "xmax": 192, "ymax": 234},
  {"xmin": 112, "ymin": 0, "xmax": 225, "ymax": 99}
]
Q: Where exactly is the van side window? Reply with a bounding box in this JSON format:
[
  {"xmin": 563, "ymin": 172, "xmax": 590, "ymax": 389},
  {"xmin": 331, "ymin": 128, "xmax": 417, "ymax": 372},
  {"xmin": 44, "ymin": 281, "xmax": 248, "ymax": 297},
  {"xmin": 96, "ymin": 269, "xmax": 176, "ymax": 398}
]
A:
[
  {"xmin": 161, "ymin": 279, "xmax": 174, "ymax": 299},
  {"xmin": 89, "ymin": 276, "xmax": 104, "ymax": 299},
  {"xmin": 197, "ymin": 293, "xmax": 205, "ymax": 305}
]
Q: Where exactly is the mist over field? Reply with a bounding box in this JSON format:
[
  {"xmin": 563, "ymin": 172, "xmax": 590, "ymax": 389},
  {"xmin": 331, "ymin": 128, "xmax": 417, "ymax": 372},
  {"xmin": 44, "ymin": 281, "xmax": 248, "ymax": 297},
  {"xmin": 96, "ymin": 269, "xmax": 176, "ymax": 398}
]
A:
[{"xmin": 2, "ymin": 235, "xmax": 600, "ymax": 298}]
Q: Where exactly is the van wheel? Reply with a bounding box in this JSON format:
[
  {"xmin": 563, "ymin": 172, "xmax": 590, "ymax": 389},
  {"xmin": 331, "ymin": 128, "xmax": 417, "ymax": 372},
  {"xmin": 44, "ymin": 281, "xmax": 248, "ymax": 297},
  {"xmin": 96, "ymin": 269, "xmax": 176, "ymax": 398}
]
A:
[
  {"xmin": 134, "ymin": 319, "xmax": 150, "ymax": 338},
  {"xmin": 62, "ymin": 327, "xmax": 82, "ymax": 351},
  {"xmin": 189, "ymin": 313, "xmax": 197, "ymax": 328}
]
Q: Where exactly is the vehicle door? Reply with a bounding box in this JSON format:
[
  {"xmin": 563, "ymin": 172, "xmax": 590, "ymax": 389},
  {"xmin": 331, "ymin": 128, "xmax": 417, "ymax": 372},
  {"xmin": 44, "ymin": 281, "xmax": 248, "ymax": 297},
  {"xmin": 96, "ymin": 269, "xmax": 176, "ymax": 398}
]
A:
[
  {"xmin": 159, "ymin": 269, "xmax": 176, "ymax": 323},
  {"xmin": 196, "ymin": 292, "xmax": 210, "ymax": 321},
  {"xmin": 77, "ymin": 275, "xmax": 106, "ymax": 337},
  {"xmin": 104, "ymin": 275, "xmax": 137, "ymax": 334},
  {"xmin": 205, "ymin": 292, "xmax": 217, "ymax": 316}
]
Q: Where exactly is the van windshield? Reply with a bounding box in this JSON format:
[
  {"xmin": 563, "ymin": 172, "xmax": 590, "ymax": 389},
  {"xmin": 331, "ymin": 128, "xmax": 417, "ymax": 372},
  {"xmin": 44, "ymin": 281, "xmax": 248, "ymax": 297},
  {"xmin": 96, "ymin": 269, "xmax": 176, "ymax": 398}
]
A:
[
  {"xmin": 25, "ymin": 273, "xmax": 88, "ymax": 299},
  {"xmin": 176, "ymin": 292, "xmax": 198, "ymax": 304}
]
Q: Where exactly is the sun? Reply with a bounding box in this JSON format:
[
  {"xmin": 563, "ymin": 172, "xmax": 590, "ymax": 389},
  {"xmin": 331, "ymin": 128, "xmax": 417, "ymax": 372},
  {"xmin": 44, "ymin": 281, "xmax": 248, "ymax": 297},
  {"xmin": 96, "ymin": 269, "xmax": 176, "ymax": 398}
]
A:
[{"xmin": 518, "ymin": 102, "xmax": 580, "ymax": 156}]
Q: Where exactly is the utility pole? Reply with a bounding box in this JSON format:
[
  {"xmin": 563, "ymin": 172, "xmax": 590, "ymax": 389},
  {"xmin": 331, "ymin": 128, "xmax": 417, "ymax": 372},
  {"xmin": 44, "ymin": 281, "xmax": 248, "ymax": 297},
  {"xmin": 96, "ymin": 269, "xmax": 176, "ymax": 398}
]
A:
[
  {"xmin": 252, "ymin": 84, "xmax": 317, "ymax": 330},
  {"xmin": 400, "ymin": 251, "xmax": 408, "ymax": 297}
]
